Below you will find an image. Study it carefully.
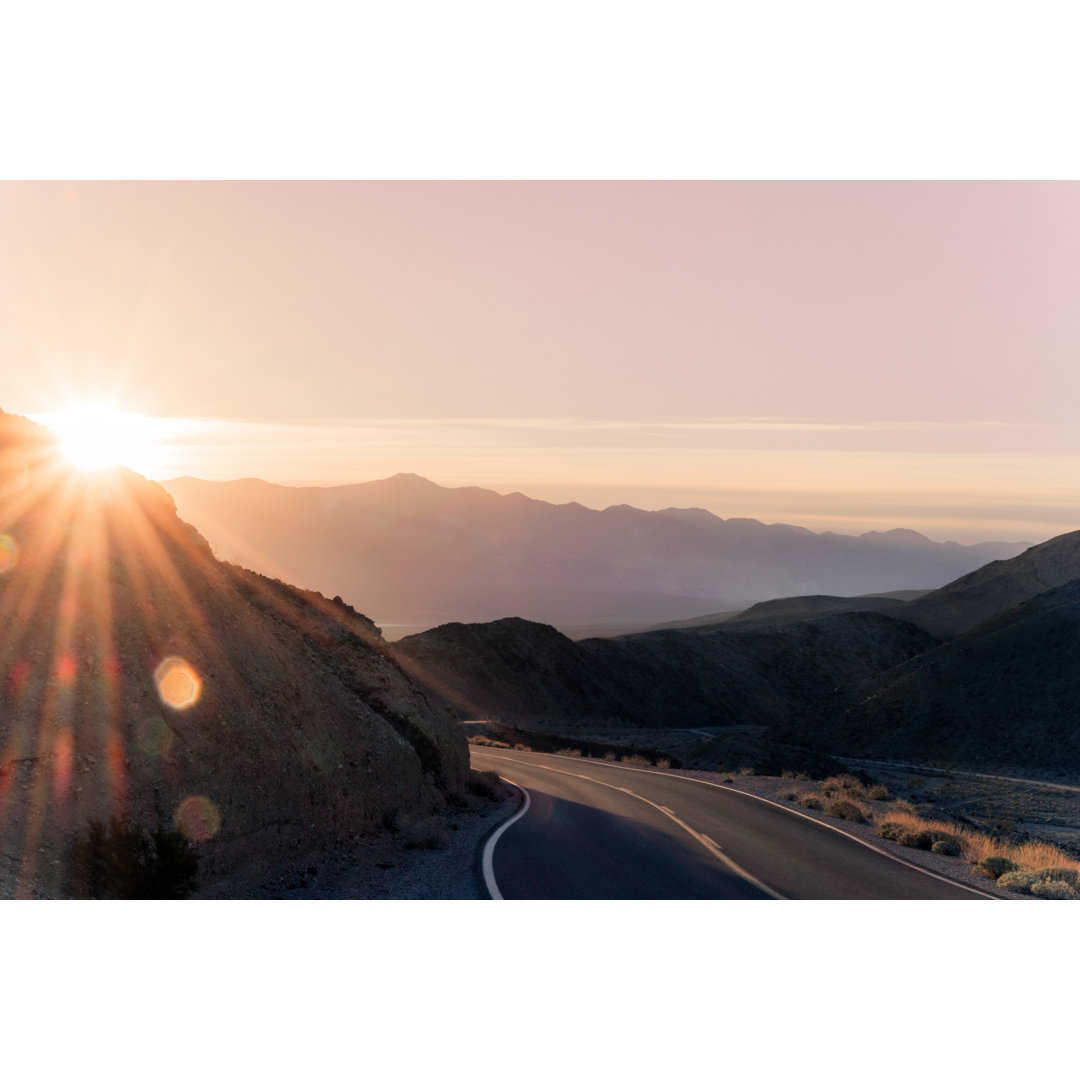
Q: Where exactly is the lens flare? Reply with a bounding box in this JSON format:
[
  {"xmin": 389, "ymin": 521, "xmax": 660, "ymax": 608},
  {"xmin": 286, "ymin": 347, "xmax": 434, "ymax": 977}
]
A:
[
  {"xmin": 53, "ymin": 729, "xmax": 74, "ymax": 802},
  {"xmin": 174, "ymin": 795, "xmax": 220, "ymax": 841},
  {"xmin": 137, "ymin": 715, "xmax": 175, "ymax": 757},
  {"xmin": 0, "ymin": 534, "xmax": 17, "ymax": 574},
  {"xmin": 55, "ymin": 653, "xmax": 77, "ymax": 685},
  {"xmin": 154, "ymin": 656, "xmax": 202, "ymax": 710}
]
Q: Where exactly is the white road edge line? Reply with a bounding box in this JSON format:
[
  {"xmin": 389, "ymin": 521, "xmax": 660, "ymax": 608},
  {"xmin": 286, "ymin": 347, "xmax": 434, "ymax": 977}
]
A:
[
  {"xmin": 481, "ymin": 778, "xmax": 531, "ymax": 900},
  {"xmin": 473, "ymin": 749, "xmax": 998, "ymax": 900},
  {"xmin": 476, "ymin": 753, "xmax": 785, "ymax": 900}
]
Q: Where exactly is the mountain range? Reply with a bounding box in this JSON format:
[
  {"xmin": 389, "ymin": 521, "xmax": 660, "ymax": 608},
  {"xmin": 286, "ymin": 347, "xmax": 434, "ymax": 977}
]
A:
[
  {"xmin": 397, "ymin": 528, "xmax": 1080, "ymax": 779},
  {"xmin": 163, "ymin": 473, "xmax": 1031, "ymax": 636}
]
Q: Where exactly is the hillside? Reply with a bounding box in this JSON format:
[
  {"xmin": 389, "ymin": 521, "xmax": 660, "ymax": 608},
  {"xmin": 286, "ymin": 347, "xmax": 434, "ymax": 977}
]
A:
[
  {"xmin": 163, "ymin": 473, "xmax": 1029, "ymax": 634},
  {"xmin": 397, "ymin": 611, "xmax": 937, "ymax": 730},
  {"xmin": 0, "ymin": 410, "xmax": 469, "ymax": 898},
  {"xmin": 400, "ymin": 527, "xmax": 1080, "ymax": 779}
]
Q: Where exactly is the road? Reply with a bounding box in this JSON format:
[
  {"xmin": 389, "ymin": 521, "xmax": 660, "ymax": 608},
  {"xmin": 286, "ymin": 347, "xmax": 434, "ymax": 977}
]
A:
[{"xmin": 472, "ymin": 747, "xmax": 994, "ymax": 900}]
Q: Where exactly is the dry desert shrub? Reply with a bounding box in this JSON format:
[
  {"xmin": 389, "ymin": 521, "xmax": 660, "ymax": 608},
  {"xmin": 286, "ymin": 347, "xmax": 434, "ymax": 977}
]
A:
[
  {"xmin": 821, "ymin": 773, "xmax": 866, "ymax": 799},
  {"xmin": 656, "ymin": 758, "xmax": 671, "ymax": 770},
  {"xmin": 555, "ymin": 747, "xmax": 583, "ymax": 757},
  {"xmin": 466, "ymin": 769, "xmax": 503, "ymax": 800},
  {"xmin": 867, "ymin": 785, "xmax": 890, "ymax": 801},
  {"xmin": 622, "ymin": 755, "xmax": 650, "ymax": 767},
  {"xmin": 1030, "ymin": 879, "xmax": 1080, "ymax": 900},
  {"xmin": 799, "ymin": 795, "xmax": 824, "ymax": 811},
  {"xmin": 825, "ymin": 799, "xmax": 868, "ymax": 823},
  {"xmin": 873, "ymin": 806, "xmax": 1080, "ymax": 892}
]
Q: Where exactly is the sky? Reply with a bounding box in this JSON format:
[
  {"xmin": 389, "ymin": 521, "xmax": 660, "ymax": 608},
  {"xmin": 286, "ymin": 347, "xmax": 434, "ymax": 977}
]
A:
[{"xmin": 2, "ymin": 179, "xmax": 1080, "ymax": 543}]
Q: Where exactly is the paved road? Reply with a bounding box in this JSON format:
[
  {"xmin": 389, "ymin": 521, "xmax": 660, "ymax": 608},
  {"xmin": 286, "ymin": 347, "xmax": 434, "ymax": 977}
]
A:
[{"xmin": 473, "ymin": 747, "xmax": 993, "ymax": 900}]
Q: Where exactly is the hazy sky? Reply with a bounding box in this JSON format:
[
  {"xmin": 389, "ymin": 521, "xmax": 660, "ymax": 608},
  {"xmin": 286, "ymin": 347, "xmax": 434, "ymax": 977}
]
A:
[{"xmin": 3, "ymin": 180, "xmax": 1079, "ymax": 542}]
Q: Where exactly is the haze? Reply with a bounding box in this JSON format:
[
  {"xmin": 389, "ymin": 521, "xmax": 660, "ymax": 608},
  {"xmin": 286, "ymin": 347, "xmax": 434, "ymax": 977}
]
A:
[{"xmin": 3, "ymin": 181, "xmax": 1079, "ymax": 542}]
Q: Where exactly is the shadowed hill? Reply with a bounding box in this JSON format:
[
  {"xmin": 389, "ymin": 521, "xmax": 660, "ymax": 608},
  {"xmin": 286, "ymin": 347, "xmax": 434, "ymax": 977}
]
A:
[
  {"xmin": 898, "ymin": 529, "xmax": 1080, "ymax": 638},
  {"xmin": 0, "ymin": 410, "xmax": 467, "ymax": 898},
  {"xmin": 396, "ymin": 611, "xmax": 936, "ymax": 729},
  {"xmin": 802, "ymin": 579, "xmax": 1080, "ymax": 773},
  {"xmin": 163, "ymin": 473, "xmax": 1030, "ymax": 634}
]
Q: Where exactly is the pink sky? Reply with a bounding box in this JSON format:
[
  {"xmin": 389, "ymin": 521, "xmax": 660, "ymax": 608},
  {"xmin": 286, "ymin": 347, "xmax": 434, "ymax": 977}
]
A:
[{"xmin": 3, "ymin": 181, "xmax": 1079, "ymax": 542}]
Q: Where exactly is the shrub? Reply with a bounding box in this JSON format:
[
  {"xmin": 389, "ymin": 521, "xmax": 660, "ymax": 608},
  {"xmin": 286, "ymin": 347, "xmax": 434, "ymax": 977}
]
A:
[
  {"xmin": 781, "ymin": 790, "xmax": 799, "ymax": 801},
  {"xmin": 1037, "ymin": 867, "xmax": 1079, "ymax": 885},
  {"xmin": 603, "ymin": 752, "xmax": 617, "ymax": 762},
  {"xmin": 656, "ymin": 758, "xmax": 671, "ymax": 770},
  {"xmin": 826, "ymin": 799, "xmax": 867, "ymax": 823},
  {"xmin": 799, "ymin": 796, "xmax": 823, "ymax": 810},
  {"xmin": 555, "ymin": 747, "xmax": 582, "ymax": 758},
  {"xmin": 912, "ymin": 829, "xmax": 955, "ymax": 850},
  {"xmin": 68, "ymin": 818, "xmax": 199, "ymax": 899},
  {"xmin": 1030, "ymin": 879, "xmax": 1080, "ymax": 900},
  {"xmin": 466, "ymin": 769, "xmax": 503, "ymax": 800},
  {"xmin": 622, "ymin": 755, "xmax": 650, "ymax": 767},
  {"xmin": 997, "ymin": 870, "xmax": 1037, "ymax": 893},
  {"xmin": 867, "ymin": 785, "xmax": 890, "ymax": 801},
  {"xmin": 972, "ymin": 856, "xmax": 1018, "ymax": 879},
  {"xmin": 931, "ymin": 838, "xmax": 963, "ymax": 857},
  {"xmin": 781, "ymin": 770, "xmax": 810, "ymax": 781},
  {"xmin": 876, "ymin": 822, "xmax": 908, "ymax": 842}
]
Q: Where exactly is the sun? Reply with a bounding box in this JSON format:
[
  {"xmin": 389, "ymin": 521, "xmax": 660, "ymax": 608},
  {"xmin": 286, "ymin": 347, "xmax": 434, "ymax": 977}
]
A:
[{"xmin": 36, "ymin": 405, "xmax": 161, "ymax": 474}]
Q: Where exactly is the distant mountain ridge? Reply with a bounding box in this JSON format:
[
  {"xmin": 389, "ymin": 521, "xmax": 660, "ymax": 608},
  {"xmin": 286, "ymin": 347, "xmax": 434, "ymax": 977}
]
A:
[{"xmin": 163, "ymin": 473, "xmax": 1032, "ymax": 634}]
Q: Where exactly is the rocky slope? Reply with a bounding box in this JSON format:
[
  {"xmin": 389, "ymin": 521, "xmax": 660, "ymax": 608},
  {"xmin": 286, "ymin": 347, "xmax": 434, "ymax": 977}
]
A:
[
  {"xmin": 0, "ymin": 410, "xmax": 468, "ymax": 897},
  {"xmin": 400, "ymin": 528, "xmax": 1080, "ymax": 779},
  {"xmin": 397, "ymin": 611, "xmax": 937, "ymax": 729}
]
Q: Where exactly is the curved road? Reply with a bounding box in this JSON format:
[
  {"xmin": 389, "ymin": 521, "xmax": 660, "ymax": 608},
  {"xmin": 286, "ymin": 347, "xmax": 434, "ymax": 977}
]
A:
[{"xmin": 473, "ymin": 747, "xmax": 994, "ymax": 900}]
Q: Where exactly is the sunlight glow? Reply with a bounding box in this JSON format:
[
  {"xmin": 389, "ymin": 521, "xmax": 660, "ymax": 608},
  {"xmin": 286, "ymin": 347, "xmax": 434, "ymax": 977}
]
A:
[
  {"xmin": 35, "ymin": 406, "xmax": 163, "ymax": 474},
  {"xmin": 0, "ymin": 535, "xmax": 17, "ymax": 574}
]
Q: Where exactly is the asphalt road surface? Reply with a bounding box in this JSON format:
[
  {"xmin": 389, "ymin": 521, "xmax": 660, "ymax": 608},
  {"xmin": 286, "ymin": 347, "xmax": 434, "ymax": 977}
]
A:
[{"xmin": 472, "ymin": 747, "xmax": 993, "ymax": 900}]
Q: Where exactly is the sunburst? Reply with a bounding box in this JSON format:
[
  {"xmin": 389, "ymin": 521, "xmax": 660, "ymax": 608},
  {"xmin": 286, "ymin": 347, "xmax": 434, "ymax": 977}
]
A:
[{"xmin": 33, "ymin": 404, "xmax": 163, "ymax": 474}]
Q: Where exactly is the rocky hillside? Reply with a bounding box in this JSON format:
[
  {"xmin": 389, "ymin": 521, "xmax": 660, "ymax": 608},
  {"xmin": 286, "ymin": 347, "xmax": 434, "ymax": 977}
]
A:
[
  {"xmin": 791, "ymin": 578, "xmax": 1080, "ymax": 774},
  {"xmin": 0, "ymin": 410, "xmax": 468, "ymax": 898},
  {"xmin": 400, "ymin": 528, "xmax": 1080, "ymax": 779},
  {"xmin": 164, "ymin": 473, "xmax": 1030, "ymax": 634},
  {"xmin": 396, "ymin": 611, "xmax": 937, "ymax": 729}
]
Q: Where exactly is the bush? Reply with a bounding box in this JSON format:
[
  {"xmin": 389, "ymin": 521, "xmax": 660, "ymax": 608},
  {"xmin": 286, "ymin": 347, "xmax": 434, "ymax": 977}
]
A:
[
  {"xmin": 781, "ymin": 790, "xmax": 799, "ymax": 801},
  {"xmin": 656, "ymin": 758, "xmax": 671, "ymax": 770},
  {"xmin": 1037, "ymin": 867, "xmax": 1079, "ymax": 885},
  {"xmin": 825, "ymin": 799, "xmax": 867, "ymax": 823},
  {"xmin": 68, "ymin": 818, "xmax": 199, "ymax": 899},
  {"xmin": 867, "ymin": 785, "xmax": 890, "ymax": 801},
  {"xmin": 972, "ymin": 856, "xmax": 1018, "ymax": 879},
  {"xmin": 1030, "ymin": 879, "xmax": 1080, "ymax": 900},
  {"xmin": 555, "ymin": 747, "xmax": 582, "ymax": 758},
  {"xmin": 799, "ymin": 796, "xmax": 823, "ymax": 810},
  {"xmin": 931, "ymin": 838, "xmax": 963, "ymax": 857},
  {"xmin": 876, "ymin": 822, "xmax": 908, "ymax": 842},
  {"xmin": 466, "ymin": 770, "xmax": 503, "ymax": 800},
  {"xmin": 997, "ymin": 870, "xmax": 1037, "ymax": 893}
]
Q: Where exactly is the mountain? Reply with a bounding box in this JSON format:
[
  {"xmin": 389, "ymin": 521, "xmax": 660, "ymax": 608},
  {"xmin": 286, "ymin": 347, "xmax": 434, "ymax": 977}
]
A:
[
  {"xmin": 898, "ymin": 530, "xmax": 1080, "ymax": 638},
  {"xmin": 163, "ymin": 473, "xmax": 1031, "ymax": 635},
  {"xmin": 396, "ymin": 611, "xmax": 937, "ymax": 730},
  {"xmin": 0, "ymin": 411, "xmax": 468, "ymax": 898},
  {"xmin": 801, "ymin": 578, "xmax": 1080, "ymax": 773},
  {"xmin": 399, "ymin": 527, "xmax": 1080, "ymax": 777}
]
